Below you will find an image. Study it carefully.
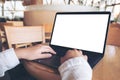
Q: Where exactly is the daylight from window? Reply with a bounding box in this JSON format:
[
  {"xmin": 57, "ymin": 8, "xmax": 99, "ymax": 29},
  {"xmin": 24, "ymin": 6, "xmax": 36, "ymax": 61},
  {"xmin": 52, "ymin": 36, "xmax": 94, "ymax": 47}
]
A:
[
  {"xmin": 0, "ymin": 1, "xmax": 24, "ymax": 19},
  {"xmin": 0, "ymin": 0, "xmax": 120, "ymax": 20}
]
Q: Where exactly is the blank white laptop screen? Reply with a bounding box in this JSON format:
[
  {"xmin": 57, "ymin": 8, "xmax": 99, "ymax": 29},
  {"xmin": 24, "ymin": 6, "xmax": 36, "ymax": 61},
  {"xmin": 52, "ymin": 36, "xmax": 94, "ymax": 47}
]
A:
[{"xmin": 51, "ymin": 13, "xmax": 110, "ymax": 53}]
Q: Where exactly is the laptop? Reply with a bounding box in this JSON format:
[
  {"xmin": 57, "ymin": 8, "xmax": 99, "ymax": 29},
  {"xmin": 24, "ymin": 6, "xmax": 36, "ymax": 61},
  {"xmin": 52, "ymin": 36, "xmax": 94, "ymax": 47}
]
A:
[{"xmin": 34, "ymin": 12, "xmax": 111, "ymax": 69}]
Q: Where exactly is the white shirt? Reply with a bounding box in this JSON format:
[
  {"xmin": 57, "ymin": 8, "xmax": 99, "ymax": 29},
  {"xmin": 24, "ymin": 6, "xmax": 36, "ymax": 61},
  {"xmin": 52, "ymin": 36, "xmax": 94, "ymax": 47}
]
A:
[
  {"xmin": 59, "ymin": 57, "xmax": 92, "ymax": 80},
  {"xmin": 0, "ymin": 48, "xmax": 92, "ymax": 80},
  {"xmin": 0, "ymin": 48, "xmax": 19, "ymax": 77}
]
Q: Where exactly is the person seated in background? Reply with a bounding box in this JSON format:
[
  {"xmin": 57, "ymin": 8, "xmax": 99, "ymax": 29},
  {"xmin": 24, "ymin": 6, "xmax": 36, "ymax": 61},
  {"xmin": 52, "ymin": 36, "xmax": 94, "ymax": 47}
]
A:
[{"xmin": 0, "ymin": 44, "xmax": 92, "ymax": 80}]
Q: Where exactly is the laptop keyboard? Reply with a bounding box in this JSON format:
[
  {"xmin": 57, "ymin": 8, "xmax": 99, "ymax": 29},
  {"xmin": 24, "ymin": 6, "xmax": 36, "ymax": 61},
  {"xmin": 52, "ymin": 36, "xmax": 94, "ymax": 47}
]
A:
[{"xmin": 34, "ymin": 54, "xmax": 61, "ymax": 69}]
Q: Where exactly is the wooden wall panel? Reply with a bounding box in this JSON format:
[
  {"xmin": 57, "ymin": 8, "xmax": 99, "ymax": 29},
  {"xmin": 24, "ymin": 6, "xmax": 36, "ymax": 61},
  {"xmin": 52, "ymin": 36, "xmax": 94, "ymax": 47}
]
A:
[
  {"xmin": 23, "ymin": 0, "xmax": 43, "ymax": 6},
  {"xmin": 24, "ymin": 10, "xmax": 56, "ymax": 32}
]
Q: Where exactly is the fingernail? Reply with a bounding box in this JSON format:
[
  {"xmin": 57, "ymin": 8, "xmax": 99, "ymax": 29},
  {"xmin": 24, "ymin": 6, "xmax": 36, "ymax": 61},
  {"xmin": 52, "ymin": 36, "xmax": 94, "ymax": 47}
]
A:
[{"xmin": 49, "ymin": 54, "xmax": 52, "ymax": 57}]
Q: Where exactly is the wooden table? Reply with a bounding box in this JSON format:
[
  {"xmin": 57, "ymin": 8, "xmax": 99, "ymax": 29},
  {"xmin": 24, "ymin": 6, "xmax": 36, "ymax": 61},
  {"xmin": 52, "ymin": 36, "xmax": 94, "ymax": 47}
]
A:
[
  {"xmin": 93, "ymin": 45, "xmax": 120, "ymax": 80},
  {"xmin": 24, "ymin": 45, "xmax": 120, "ymax": 80}
]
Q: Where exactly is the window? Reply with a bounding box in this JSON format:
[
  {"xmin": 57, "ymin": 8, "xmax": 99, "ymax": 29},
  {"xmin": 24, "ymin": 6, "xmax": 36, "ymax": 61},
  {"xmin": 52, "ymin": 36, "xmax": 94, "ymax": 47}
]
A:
[{"xmin": 0, "ymin": 1, "xmax": 25, "ymax": 20}]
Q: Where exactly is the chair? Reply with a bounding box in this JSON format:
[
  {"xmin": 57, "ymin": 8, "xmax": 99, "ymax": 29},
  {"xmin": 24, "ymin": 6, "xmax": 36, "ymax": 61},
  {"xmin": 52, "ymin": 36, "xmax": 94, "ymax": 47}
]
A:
[
  {"xmin": 7, "ymin": 21, "xmax": 23, "ymax": 27},
  {"xmin": 4, "ymin": 26, "xmax": 45, "ymax": 48},
  {"xmin": 0, "ymin": 23, "xmax": 13, "ymax": 50}
]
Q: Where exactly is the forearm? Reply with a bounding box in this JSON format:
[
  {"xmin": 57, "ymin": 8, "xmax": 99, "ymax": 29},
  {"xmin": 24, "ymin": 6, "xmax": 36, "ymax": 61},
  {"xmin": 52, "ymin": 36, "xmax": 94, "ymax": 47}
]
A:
[
  {"xmin": 0, "ymin": 48, "xmax": 20, "ymax": 77},
  {"xmin": 59, "ymin": 57, "xmax": 92, "ymax": 80}
]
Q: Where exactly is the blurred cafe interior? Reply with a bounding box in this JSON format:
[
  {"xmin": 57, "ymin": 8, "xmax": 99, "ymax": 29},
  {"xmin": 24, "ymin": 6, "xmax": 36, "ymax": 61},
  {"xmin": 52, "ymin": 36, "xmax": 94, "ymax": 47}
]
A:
[{"xmin": 0, "ymin": 0, "xmax": 120, "ymax": 80}]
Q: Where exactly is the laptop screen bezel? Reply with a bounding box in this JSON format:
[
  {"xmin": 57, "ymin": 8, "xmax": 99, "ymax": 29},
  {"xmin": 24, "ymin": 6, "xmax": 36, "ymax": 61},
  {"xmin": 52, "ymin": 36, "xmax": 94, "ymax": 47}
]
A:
[{"xmin": 50, "ymin": 12, "xmax": 111, "ymax": 55}]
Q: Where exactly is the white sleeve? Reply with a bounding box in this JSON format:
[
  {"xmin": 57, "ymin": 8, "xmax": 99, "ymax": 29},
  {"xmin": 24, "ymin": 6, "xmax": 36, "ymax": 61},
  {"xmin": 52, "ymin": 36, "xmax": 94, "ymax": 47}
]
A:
[
  {"xmin": 58, "ymin": 57, "xmax": 92, "ymax": 80},
  {"xmin": 0, "ymin": 48, "xmax": 20, "ymax": 77}
]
